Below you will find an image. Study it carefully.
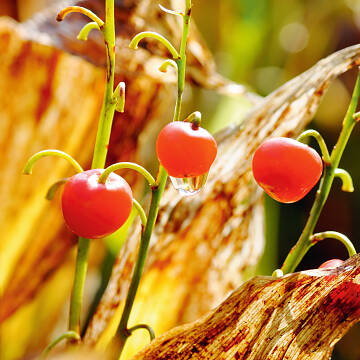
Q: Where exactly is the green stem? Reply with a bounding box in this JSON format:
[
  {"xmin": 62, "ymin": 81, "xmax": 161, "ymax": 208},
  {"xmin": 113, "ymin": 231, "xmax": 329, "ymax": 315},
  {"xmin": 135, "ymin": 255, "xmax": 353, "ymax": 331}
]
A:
[
  {"xmin": 127, "ymin": 324, "xmax": 155, "ymax": 341},
  {"xmin": 77, "ymin": 22, "xmax": 101, "ymax": 41},
  {"xmin": 67, "ymin": 0, "xmax": 116, "ymax": 340},
  {"xmin": 41, "ymin": 331, "xmax": 80, "ymax": 359},
  {"xmin": 334, "ymin": 168, "xmax": 354, "ymax": 192},
  {"xmin": 173, "ymin": 0, "xmax": 191, "ymax": 122},
  {"xmin": 23, "ymin": 149, "xmax": 83, "ymax": 175},
  {"xmin": 129, "ymin": 32, "xmax": 180, "ymax": 59},
  {"xmin": 68, "ymin": 237, "xmax": 91, "ymax": 334},
  {"xmin": 310, "ymin": 231, "xmax": 356, "ymax": 257},
  {"xmin": 116, "ymin": 2, "xmax": 192, "ymax": 355},
  {"xmin": 98, "ymin": 162, "xmax": 156, "ymax": 187},
  {"xmin": 132, "ymin": 199, "xmax": 148, "ymax": 227},
  {"xmin": 297, "ymin": 129, "xmax": 331, "ymax": 164},
  {"xmin": 281, "ymin": 70, "xmax": 360, "ymax": 274}
]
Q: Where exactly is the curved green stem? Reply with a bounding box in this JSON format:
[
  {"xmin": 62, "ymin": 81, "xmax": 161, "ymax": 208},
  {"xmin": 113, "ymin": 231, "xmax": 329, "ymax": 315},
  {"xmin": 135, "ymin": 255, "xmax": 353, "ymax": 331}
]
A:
[
  {"xmin": 98, "ymin": 162, "xmax": 156, "ymax": 187},
  {"xmin": 23, "ymin": 150, "xmax": 83, "ymax": 175},
  {"xmin": 159, "ymin": 59, "xmax": 178, "ymax": 73},
  {"xmin": 57, "ymin": 6, "xmax": 104, "ymax": 28},
  {"xmin": 297, "ymin": 129, "xmax": 331, "ymax": 164},
  {"xmin": 128, "ymin": 324, "xmax": 155, "ymax": 341},
  {"xmin": 129, "ymin": 31, "xmax": 180, "ymax": 59},
  {"xmin": 41, "ymin": 331, "xmax": 80, "ymax": 359},
  {"xmin": 132, "ymin": 199, "xmax": 147, "ymax": 227},
  {"xmin": 46, "ymin": 178, "xmax": 68, "ymax": 200},
  {"xmin": 334, "ymin": 168, "xmax": 354, "ymax": 192},
  {"xmin": 281, "ymin": 69, "xmax": 360, "ymax": 274},
  {"xmin": 311, "ymin": 231, "xmax": 356, "ymax": 257},
  {"xmin": 113, "ymin": 82, "xmax": 126, "ymax": 113},
  {"xmin": 77, "ymin": 21, "xmax": 101, "ymax": 41}
]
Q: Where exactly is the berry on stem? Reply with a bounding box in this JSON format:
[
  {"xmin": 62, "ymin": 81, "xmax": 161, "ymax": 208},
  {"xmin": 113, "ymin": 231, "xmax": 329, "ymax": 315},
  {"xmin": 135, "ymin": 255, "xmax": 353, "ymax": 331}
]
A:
[
  {"xmin": 252, "ymin": 137, "xmax": 323, "ymax": 203},
  {"xmin": 156, "ymin": 121, "xmax": 217, "ymax": 178},
  {"xmin": 61, "ymin": 169, "xmax": 133, "ymax": 239}
]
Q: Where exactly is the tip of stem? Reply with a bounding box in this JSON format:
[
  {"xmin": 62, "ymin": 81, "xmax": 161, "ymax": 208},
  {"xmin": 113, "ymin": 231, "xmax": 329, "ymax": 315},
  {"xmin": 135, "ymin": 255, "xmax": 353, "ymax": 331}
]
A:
[{"xmin": 56, "ymin": 14, "xmax": 63, "ymax": 22}]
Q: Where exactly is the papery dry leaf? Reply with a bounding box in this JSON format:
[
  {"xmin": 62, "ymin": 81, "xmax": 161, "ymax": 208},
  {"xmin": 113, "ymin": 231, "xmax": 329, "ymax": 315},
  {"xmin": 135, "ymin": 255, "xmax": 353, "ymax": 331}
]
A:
[
  {"xmin": 85, "ymin": 45, "xmax": 360, "ymax": 358},
  {"xmin": 132, "ymin": 254, "xmax": 360, "ymax": 360}
]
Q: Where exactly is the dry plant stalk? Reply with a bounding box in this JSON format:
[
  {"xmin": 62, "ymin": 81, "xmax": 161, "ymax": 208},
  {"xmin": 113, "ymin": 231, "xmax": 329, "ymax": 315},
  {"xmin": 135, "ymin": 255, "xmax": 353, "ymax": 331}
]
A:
[
  {"xmin": 85, "ymin": 45, "xmax": 360, "ymax": 358},
  {"xmin": 132, "ymin": 254, "xmax": 360, "ymax": 360}
]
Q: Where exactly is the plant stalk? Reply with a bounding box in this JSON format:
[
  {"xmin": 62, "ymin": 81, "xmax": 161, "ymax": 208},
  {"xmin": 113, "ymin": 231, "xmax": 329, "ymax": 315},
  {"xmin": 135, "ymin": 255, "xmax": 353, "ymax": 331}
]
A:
[
  {"xmin": 281, "ymin": 69, "xmax": 360, "ymax": 274},
  {"xmin": 68, "ymin": 0, "xmax": 116, "ymax": 338},
  {"xmin": 116, "ymin": 1, "xmax": 192, "ymax": 356}
]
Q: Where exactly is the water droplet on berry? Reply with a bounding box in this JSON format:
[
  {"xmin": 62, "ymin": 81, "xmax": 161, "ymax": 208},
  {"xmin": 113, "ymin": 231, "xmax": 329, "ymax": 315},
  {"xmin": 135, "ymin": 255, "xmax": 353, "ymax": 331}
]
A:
[{"xmin": 169, "ymin": 173, "xmax": 208, "ymax": 196}]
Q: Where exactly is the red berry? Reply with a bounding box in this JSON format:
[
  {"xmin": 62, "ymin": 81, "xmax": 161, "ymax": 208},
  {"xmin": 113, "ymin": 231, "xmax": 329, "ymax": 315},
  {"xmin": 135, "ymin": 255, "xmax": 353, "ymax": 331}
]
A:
[
  {"xmin": 252, "ymin": 137, "xmax": 323, "ymax": 203},
  {"xmin": 318, "ymin": 259, "xmax": 344, "ymax": 269},
  {"xmin": 156, "ymin": 121, "xmax": 217, "ymax": 178},
  {"xmin": 61, "ymin": 169, "xmax": 133, "ymax": 239}
]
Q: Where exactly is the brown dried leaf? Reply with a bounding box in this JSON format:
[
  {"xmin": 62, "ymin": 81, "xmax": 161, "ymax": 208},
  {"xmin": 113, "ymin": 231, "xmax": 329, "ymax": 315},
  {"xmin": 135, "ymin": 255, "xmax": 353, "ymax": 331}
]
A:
[
  {"xmin": 132, "ymin": 254, "xmax": 360, "ymax": 360},
  {"xmin": 85, "ymin": 45, "xmax": 360, "ymax": 355}
]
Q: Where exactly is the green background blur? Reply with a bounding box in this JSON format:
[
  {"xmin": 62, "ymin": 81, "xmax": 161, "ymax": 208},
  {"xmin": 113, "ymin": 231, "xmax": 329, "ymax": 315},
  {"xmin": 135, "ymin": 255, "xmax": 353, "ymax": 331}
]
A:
[{"xmin": 193, "ymin": 0, "xmax": 360, "ymax": 358}]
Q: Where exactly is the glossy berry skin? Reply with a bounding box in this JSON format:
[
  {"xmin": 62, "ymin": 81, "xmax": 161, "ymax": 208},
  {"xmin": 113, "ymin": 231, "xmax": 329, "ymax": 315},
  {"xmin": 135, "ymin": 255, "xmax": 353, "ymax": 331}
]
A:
[
  {"xmin": 318, "ymin": 259, "xmax": 344, "ymax": 269},
  {"xmin": 156, "ymin": 121, "xmax": 217, "ymax": 178},
  {"xmin": 252, "ymin": 137, "xmax": 323, "ymax": 203},
  {"xmin": 61, "ymin": 169, "xmax": 133, "ymax": 239}
]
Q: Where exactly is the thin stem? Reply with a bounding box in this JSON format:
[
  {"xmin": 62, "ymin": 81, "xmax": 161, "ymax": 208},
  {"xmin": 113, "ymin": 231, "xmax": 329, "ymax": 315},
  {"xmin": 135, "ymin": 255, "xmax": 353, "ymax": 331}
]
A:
[
  {"xmin": 297, "ymin": 129, "xmax": 331, "ymax": 164},
  {"xmin": 129, "ymin": 32, "xmax": 180, "ymax": 59},
  {"xmin": 116, "ymin": 2, "xmax": 192, "ymax": 355},
  {"xmin": 68, "ymin": 237, "xmax": 91, "ymax": 334},
  {"xmin": 57, "ymin": 6, "xmax": 104, "ymax": 28},
  {"xmin": 159, "ymin": 59, "xmax": 178, "ymax": 73},
  {"xmin": 98, "ymin": 162, "xmax": 156, "ymax": 187},
  {"xmin": 311, "ymin": 231, "xmax": 356, "ymax": 257},
  {"xmin": 281, "ymin": 70, "xmax": 360, "ymax": 274},
  {"xmin": 132, "ymin": 199, "xmax": 148, "ymax": 227},
  {"xmin": 41, "ymin": 331, "xmax": 80, "ymax": 359},
  {"xmin": 91, "ymin": 0, "xmax": 116, "ymax": 169},
  {"xmin": 334, "ymin": 168, "xmax": 354, "ymax": 192},
  {"xmin": 173, "ymin": 0, "xmax": 191, "ymax": 122},
  {"xmin": 67, "ymin": 0, "xmax": 116, "ymax": 342},
  {"xmin": 113, "ymin": 82, "xmax": 126, "ymax": 113},
  {"xmin": 23, "ymin": 150, "xmax": 83, "ymax": 175},
  {"xmin": 77, "ymin": 22, "xmax": 101, "ymax": 41},
  {"xmin": 117, "ymin": 166, "xmax": 167, "ymax": 356},
  {"xmin": 46, "ymin": 178, "xmax": 68, "ymax": 200},
  {"xmin": 128, "ymin": 324, "xmax": 155, "ymax": 341}
]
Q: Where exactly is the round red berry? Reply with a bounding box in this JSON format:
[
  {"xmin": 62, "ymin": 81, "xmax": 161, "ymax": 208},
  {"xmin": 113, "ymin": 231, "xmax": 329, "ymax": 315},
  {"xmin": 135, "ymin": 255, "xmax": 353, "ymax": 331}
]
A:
[
  {"xmin": 252, "ymin": 137, "xmax": 323, "ymax": 203},
  {"xmin": 318, "ymin": 259, "xmax": 344, "ymax": 269},
  {"xmin": 61, "ymin": 169, "xmax": 133, "ymax": 239},
  {"xmin": 156, "ymin": 121, "xmax": 217, "ymax": 178}
]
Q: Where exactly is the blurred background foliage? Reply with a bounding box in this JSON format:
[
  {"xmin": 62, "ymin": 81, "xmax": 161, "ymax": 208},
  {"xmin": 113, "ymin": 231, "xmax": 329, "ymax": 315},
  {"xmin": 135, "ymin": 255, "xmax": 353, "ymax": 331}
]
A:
[{"xmin": 1, "ymin": 0, "xmax": 360, "ymax": 359}]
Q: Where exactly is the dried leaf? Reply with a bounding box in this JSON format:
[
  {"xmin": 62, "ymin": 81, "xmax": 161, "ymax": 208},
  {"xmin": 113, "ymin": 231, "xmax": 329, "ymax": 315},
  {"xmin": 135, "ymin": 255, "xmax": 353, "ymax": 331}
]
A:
[
  {"xmin": 132, "ymin": 254, "xmax": 360, "ymax": 359},
  {"xmin": 85, "ymin": 45, "xmax": 360, "ymax": 358}
]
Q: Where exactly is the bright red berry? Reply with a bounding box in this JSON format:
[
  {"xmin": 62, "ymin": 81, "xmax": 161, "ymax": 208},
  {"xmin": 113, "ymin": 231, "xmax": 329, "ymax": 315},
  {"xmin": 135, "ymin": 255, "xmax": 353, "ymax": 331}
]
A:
[
  {"xmin": 318, "ymin": 259, "xmax": 344, "ymax": 269},
  {"xmin": 252, "ymin": 137, "xmax": 323, "ymax": 203},
  {"xmin": 156, "ymin": 121, "xmax": 217, "ymax": 178},
  {"xmin": 61, "ymin": 169, "xmax": 133, "ymax": 239}
]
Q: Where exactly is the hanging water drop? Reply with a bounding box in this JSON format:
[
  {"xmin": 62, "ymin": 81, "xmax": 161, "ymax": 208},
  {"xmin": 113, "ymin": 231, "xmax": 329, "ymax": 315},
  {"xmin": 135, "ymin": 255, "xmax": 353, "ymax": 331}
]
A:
[{"xmin": 169, "ymin": 173, "xmax": 208, "ymax": 196}]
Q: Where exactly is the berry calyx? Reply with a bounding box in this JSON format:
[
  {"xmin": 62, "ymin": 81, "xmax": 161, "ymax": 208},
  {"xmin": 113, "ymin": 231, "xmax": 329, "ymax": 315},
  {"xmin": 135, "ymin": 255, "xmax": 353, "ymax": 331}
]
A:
[
  {"xmin": 61, "ymin": 169, "xmax": 133, "ymax": 239},
  {"xmin": 318, "ymin": 259, "xmax": 344, "ymax": 269},
  {"xmin": 252, "ymin": 137, "xmax": 323, "ymax": 203},
  {"xmin": 156, "ymin": 121, "xmax": 217, "ymax": 178}
]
